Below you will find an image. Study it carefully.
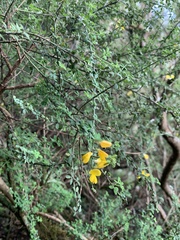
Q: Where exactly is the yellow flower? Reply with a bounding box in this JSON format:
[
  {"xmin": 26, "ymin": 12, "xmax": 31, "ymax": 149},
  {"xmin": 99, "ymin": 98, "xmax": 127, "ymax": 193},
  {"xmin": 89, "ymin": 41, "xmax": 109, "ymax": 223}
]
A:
[
  {"xmin": 98, "ymin": 149, "xmax": 108, "ymax": 160},
  {"xmin": 121, "ymin": 26, "xmax": 125, "ymax": 30},
  {"xmin": 165, "ymin": 74, "xmax": 174, "ymax": 80},
  {"xmin": 127, "ymin": 90, "xmax": 133, "ymax": 97},
  {"xmin": 137, "ymin": 170, "xmax": 150, "ymax": 180},
  {"xmin": 89, "ymin": 169, "xmax": 101, "ymax": 176},
  {"xmin": 82, "ymin": 152, "xmax": 93, "ymax": 164},
  {"xmin": 143, "ymin": 154, "xmax": 149, "ymax": 160},
  {"xmin": 141, "ymin": 170, "xmax": 150, "ymax": 177},
  {"xmin": 89, "ymin": 169, "xmax": 101, "ymax": 184},
  {"xmin": 94, "ymin": 158, "xmax": 109, "ymax": 169},
  {"xmin": 115, "ymin": 20, "xmax": 121, "ymax": 29},
  {"xmin": 94, "ymin": 149, "xmax": 109, "ymax": 168},
  {"xmin": 99, "ymin": 140, "xmax": 112, "ymax": 148}
]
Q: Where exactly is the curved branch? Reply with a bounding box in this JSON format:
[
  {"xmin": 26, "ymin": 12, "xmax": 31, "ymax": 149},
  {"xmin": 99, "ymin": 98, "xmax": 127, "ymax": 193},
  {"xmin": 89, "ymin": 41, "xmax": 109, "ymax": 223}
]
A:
[
  {"xmin": 160, "ymin": 111, "xmax": 180, "ymax": 199},
  {"xmin": 37, "ymin": 211, "xmax": 90, "ymax": 240},
  {"xmin": 0, "ymin": 177, "xmax": 30, "ymax": 236},
  {"xmin": 0, "ymin": 177, "xmax": 14, "ymax": 204}
]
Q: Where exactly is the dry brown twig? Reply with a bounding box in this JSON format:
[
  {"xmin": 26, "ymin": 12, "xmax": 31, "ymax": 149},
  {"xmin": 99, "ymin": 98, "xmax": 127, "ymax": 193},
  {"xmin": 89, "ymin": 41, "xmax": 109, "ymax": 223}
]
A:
[
  {"xmin": 37, "ymin": 211, "xmax": 91, "ymax": 240},
  {"xmin": 0, "ymin": 44, "xmax": 35, "ymax": 95}
]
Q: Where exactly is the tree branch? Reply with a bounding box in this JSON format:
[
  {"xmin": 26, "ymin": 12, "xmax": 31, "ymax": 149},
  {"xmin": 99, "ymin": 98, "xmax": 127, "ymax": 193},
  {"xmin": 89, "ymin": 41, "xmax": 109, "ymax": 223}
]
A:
[
  {"xmin": 160, "ymin": 111, "xmax": 180, "ymax": 199},
  {"xmin": 0, "ymin": 177, "xmax": 30, "ymax": 237},
  {"xmin": 0, "ymin": 44, "xmax": 35, "ymax": 95},
  {"xmin": 37, "ymin": 211, "xmax": 90, "ymax": 240},
  {"xmin": 0, "ymin": 177, "xmax": 14, "ymax": 204},
  {"xmin": 0, "ymin": 46, "xmax": 12, "ymax": 71},
  {"xmin": 5, "ymin": 82, "xmax": 38, "ymax": 90},
  {"xmin": 0, "ymin": 106, "xmax": 14, "ymax": 125}
]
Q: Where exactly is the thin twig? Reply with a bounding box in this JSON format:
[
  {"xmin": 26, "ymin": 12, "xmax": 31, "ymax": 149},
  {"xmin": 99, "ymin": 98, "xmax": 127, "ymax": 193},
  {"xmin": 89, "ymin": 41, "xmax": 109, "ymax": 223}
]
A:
[
  {"xmin": 125, "ymin": 152, "xmax": 141, "ymax": 155},
  {"xmin": 0, "ymin": 44, "xmax": 35, "ymax": 94},
  {"xmin": 95, "ymin": 1, "xmax": 119, "ymax": 13},
  {"xmin": 145, "ymin": 158, "xmax": 168, "ymax": 222},
  {"xmin": 110, "ymin": 227, "xmax": 124, "ymax": 239},
  {"xmin": 37, "ymin": 211, "xmax": 90, "ymax": 240},
  {"xmin": 0, "ymin": 47, "xmax": 12, "ymax": 71},
  {"xmin": 4, "ymin": 0, "xmax": 16, "ymax": 22}
]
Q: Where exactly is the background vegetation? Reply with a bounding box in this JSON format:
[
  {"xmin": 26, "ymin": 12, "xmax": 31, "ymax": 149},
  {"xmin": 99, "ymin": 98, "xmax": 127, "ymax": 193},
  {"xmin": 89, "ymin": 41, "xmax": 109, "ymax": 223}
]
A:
[{"xmin": 0, "ymin": 0, "xmax": 179, "ymax": 239}]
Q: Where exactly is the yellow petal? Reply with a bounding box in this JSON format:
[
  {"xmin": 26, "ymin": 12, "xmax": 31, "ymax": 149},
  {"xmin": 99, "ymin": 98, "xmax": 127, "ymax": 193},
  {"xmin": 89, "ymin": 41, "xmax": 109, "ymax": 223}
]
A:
[
  {"xmin": 94, "ymin": 158, "xmax": 101, "ymax": 163},
  {"xmin": 89, "ymin": 174, "xmax": 98, "ymax": 184},
  {"xmin": 141, "ymin": 170, "xmax": 150, "ymax": 177},
  {"xmin": 127, "ymin": 90, "xmax": 133, "ymax": 97},
  {"xmin": 143, "ymin": 154, "xmax": 149, "ymax": 160},
  {"xmin": 94, "ymin": 158, "xmax": 109, "ymax": 168},
  {"xmin": 82, "ymin": 152, "xmax": 93, "ymax": 164},
  {"xmin": 165, "ymin": 74, "xmax": 174, "ymax": 80},
  {"xmin": 98, "ymin": 149, "xmax": 108, "ymax": 160},
  {"xmin": 99, "ymin": 140, "xmax": 112, "ymax": 148},
  {"xmin": 165, "ymin": 75, "xmax": 170, "ymax": 80},
  {"xmin": 95, "ymin": 161, "xmax": 109, "ymax": 169},
  {"xmin": 89, "ymin": 169, "xmax": 101, "ymax": 176}
]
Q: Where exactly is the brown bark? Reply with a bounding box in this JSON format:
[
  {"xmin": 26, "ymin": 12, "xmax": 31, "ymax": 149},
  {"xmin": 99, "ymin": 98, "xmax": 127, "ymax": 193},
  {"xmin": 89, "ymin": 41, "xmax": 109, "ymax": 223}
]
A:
[
  {"xmin": 0, "ymin": 177, "xmax": 14, "ymax": 204},
  {"xmin": 5, "ymin": 82, "xmax": 38, "ymax": 90},
  {"xmin": 160, "ymin": 111, "xmax": 180, "ymax": 199}
]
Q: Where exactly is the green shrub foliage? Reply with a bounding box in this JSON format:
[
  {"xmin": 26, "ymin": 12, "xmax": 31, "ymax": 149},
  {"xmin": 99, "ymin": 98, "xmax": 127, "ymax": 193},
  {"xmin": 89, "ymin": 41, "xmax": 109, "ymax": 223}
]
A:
[{"xmin": 0, "ymin": 0, "xmax": 179, "ymax": 239}]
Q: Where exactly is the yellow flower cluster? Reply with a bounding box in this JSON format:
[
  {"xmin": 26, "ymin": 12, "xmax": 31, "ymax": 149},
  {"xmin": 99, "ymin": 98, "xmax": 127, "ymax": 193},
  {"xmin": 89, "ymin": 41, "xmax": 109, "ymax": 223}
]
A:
[
  {"xmin": 165, "ymin": 74, "xmax": 174, "ymax": 80},
  {"xmin": 137, "ymin": 170, "xmax": 150, "ymax": 180},
  {"xmin": 137, "ymin": 154, "xmax": 150, "ymax": 179},
  {"xmin": 82, "ymin": 140, "xmax": 112, "ymax": 184},
  {"xmin": 141, "ymin": 170, "xmax": 150, "ymax": 177},
  {"xmin": 114, "ymin": 19, "xmax": 125, "ymax": 31}
]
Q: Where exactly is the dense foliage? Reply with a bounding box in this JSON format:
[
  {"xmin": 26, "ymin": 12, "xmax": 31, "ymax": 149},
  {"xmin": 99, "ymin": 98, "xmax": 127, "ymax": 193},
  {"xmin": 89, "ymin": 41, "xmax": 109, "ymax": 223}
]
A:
[{"xmin": 0, "ymin": 0, "xmax": 179, "ymax": 239}]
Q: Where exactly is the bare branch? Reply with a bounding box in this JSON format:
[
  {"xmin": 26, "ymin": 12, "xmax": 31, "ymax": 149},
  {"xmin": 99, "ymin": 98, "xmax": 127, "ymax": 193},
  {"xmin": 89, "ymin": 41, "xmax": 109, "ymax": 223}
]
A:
[
  {"xmin": 0, "ymin": 46, "xmax": 12, "ymax": 71},
  {"xmin": 0, "ymin": 44, "xmax": 35, "ymax": 95},
  {"xmin": 0, "ymin": 177, "xmax": 14, "ymax": 204},
  {"xmin": 5, "ymin": 82, "xmax": 38, "ymax": 90},
  {"xmin": 0, "ymin": 106, "xmax": 14, "ymax": 125},
  {"xmin": 160, "ymin": 111, "xmax": 180, "ymax": 199},
  {"xmin": 4, "ymin": 0, "xmax": 16, "ymax": 23},
  {"xmin": 37, "ymin": 211, "xmax": 90, "ymax": 240},
  {"xmin": 157, "ymin": 204, "xmax": 167, "ymax": 222}
]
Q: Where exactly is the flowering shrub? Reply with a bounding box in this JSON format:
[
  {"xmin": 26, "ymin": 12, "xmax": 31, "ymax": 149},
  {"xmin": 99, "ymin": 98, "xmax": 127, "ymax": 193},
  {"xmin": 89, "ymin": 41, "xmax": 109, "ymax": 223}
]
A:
[{"xmin": 82, "ymin": 140, "xmax": 112, "ymax": 184}]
